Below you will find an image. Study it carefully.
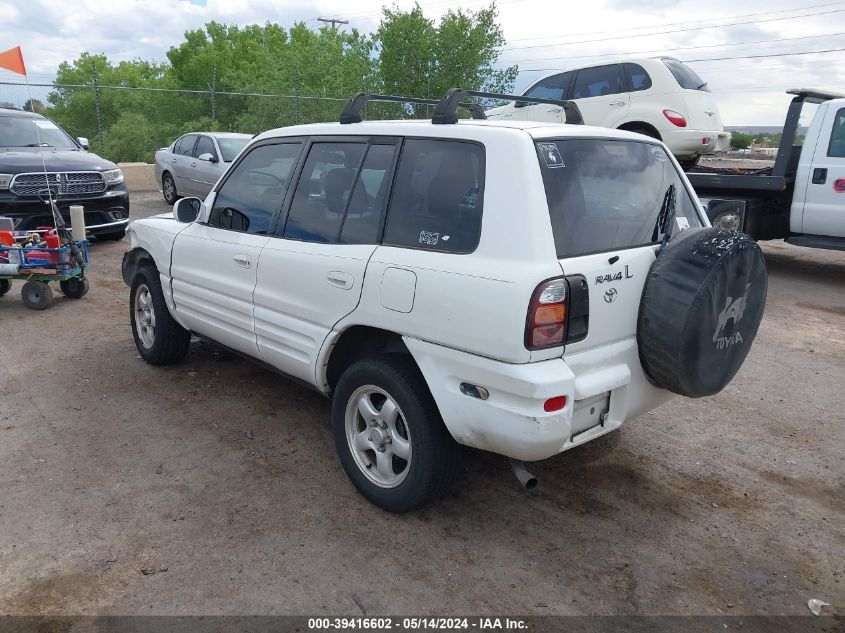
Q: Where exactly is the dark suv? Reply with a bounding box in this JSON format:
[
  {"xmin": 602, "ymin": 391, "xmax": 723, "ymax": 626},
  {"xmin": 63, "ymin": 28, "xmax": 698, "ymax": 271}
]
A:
[{"xmin": 0, "ymin": 108, "xmax": 129, "ymax": 240}]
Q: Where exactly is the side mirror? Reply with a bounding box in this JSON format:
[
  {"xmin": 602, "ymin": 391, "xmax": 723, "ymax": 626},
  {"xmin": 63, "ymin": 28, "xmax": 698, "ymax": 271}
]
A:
[
  {"xmin": 173, "ymin": 197, "xmax": 202, "ymax": 223},
  {"xmin": 77, "ymin": 137, "xmax": 90, "ymax": 150},
  {"xmin": 198, "ymin": 153, "xmax": 218, "ymax": 163}
]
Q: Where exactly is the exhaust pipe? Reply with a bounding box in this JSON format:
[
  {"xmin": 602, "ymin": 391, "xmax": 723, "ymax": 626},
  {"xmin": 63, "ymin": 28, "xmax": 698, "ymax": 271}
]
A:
[{"xmin": 509, "ymin": 459, "xmax": 538, "ymax": 491}]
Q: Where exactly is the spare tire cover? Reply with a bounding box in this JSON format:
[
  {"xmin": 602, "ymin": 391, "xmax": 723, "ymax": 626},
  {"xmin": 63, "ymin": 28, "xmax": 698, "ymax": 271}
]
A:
[{"xmin": 637, "ymin": 228, "xmax": 767, "ymax": 398}]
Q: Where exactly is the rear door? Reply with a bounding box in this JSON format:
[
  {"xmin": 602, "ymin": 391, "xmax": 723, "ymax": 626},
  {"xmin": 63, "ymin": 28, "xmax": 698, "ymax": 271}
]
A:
[
  {"xmin": 171, "ymin": 134, "xmax": 198, "ymax": 194},
  {"xmin": 570, "ymin": 64, "xmax": 629, "ymax": 128},
  {"xmin": 254, "ymin": 138, "xmax": 399, "ymax": 383},
  {"xmin": 190, "ymin": 134, "xmax": 223, "ymax": 198},
  {"xmin": 801, "ymin": 103, "xmax": 845, "ymax": 237},
  {"xmin": 535, "ymin": 137, "xmax": 705, "ymax": 353}
]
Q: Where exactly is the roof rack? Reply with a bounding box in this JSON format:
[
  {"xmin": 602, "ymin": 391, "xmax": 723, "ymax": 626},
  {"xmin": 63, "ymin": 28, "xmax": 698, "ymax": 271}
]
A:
[
  {"xmin": 340, "ymin": 93, "xmax": 486, "ymax": 124},
  {"xmin": 432, "ymin": 89, "xmax": 584, "ymax": 125}
]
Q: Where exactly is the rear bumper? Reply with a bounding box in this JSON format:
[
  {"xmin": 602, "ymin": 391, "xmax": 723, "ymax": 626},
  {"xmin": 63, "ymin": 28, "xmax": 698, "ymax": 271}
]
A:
[
  {"xmin": 662, "ymin": 128, "xmax": 731, "ymax": 158},
  {"xmin": 404, "ymin": 336, "xmax": 673, "ymax": 462},
  {"xmin": 0, "ymin": 186, "xmax": 130, "ymax": 235}
]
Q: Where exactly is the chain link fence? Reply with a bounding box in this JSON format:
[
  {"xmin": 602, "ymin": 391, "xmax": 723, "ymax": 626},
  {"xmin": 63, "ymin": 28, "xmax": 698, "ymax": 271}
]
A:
[{"xmin": 0, "ymin": 81, "xmax": 419, "ymax": 164}]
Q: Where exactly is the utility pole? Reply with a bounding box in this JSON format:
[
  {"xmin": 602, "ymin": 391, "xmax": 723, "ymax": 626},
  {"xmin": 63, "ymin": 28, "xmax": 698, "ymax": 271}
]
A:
[
  {"xmin": 91, "ymin": 59, "xmax": 104, "ymax": 155},
  {"xmin": 210, "ymin": 65, "xmax": 217, "ymax": 123},
  {"xmin": 317, "ymin": 17, "xmax": 349, "ymax": 29}
]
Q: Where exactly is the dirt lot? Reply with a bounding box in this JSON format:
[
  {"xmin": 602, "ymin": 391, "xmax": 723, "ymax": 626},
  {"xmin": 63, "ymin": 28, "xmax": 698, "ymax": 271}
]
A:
[{"xmin": 0, "ymin": 192, "xmax": 842, "ymax": 617}]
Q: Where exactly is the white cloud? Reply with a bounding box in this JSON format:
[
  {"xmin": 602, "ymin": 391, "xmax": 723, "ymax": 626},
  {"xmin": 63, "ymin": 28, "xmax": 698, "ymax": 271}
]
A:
[{"xmin": 0, "ymin": 0, "xmax": 839, "ymax": 124}]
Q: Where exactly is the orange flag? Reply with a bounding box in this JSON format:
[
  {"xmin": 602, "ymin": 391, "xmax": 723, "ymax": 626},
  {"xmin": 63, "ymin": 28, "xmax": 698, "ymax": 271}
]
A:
[{"xmin": 0, "ymin": 46, "xmax": 26, "ymax": 76}]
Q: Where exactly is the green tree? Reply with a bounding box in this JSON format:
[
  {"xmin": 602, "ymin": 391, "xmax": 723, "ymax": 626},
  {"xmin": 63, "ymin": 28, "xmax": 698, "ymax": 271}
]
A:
[
  {"xmin": 23, "ymin": 99, "xmax": 46, "ymax": 113},
  {"xmin": 38, "ymin": 4, "xmax": 515, "ymax": 162},
  {"xmin": 730, "ymin": 132, "xmax": 753, "ymax": 150},
  {"xmin": 375, "ymin": 3, "xmax": 517, "ymax": 115}
]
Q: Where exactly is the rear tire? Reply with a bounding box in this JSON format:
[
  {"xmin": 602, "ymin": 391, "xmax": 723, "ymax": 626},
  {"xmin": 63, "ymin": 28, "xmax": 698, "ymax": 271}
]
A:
[
  {"xmin": 21, "ymin": 281, "xmax": 53, "ymax": 310},
  {"xmin": 678, "ymin": 155, "xmax": 701, "ymax": 171},
  {"xmin": 332, "ymin": 354, "xmax": 460, "ymax": 513},
  {"xmin": 130, "ymin": 265, "xmax": 191, "ymax": 365},
  {"xmin": 59, "ymin": 277, "xmax": 89, "ymax": 299},
  {"xmin": 0, "ymin": 279, "xmax": 10, "ymax": 296},
  {"xmin": 162, "ymin": 172, "xmax": 179, "ymax": 205}
]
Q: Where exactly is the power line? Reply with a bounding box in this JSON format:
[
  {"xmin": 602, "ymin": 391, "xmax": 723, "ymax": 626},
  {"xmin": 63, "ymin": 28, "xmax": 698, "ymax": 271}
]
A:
[
  {"xmin": 504, "ymin": 1, "xmax": 845, "ymax": 44},
  {"xmin": 501, "ymin": 7, "xmax": 845, "ymax": 52},
  {"xmin": 687, "ymin": 46, "xmax": 845, "ymax": 63},
  {"xmin": 504, "ymin": 30, "xmax": 845, "ymax": 65},
  {"xmin": 518, "ymin": 46, "xmax": 845, "ymax": 73}
]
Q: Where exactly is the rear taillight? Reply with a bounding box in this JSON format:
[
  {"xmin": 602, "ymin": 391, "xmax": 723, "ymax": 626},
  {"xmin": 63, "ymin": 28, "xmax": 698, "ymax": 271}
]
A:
[
  {"xmin": 525, "ymin": 277, "xmax": 568, "ymax": 350},
  {"xmin": 662, "ymin": 109, "xmax": 687, "ymax": 128}
]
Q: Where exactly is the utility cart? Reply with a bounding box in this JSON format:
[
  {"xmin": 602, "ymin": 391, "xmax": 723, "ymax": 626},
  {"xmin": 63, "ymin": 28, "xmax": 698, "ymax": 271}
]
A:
[{"xmin": 0, "ymin": 237, "xmax": 90, "ymax": 310}]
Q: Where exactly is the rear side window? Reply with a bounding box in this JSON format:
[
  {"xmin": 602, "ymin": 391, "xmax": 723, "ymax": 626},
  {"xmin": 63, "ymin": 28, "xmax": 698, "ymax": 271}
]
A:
[
  {"xmin": 536, "ymin": 139, "xmax": 702, "ymax": 257},
  {"xmin": 572, "ymin": 65, "xmax": 625, "ymax": 99},
  {"xmin": 339, "ymin": 144, "xmax": 397, "ymax": 244},
  {"xmin": 827, "ymin": 108, "xmax": 845, "ymax": 157},
  {"xmin": 624, "ymin": 63, "xmax": 652, "ymax": 92},
  {"xmin": 662, "ymin": 59, "xmax": 709, "ymax": 92},
  {"xmin": 208, "ymin": 142, "xmax": 301, "ymax": 234},
  {"xmin": 283, "ymin": 142, "xmax": 367, "ymax": 242},
  {"xmin": 383, "ymin": 139, "xmax": 484, "ymax": 254},
  {"xmin": 525, "ymin": 71, "xmax": 574, "ymax": 100}
]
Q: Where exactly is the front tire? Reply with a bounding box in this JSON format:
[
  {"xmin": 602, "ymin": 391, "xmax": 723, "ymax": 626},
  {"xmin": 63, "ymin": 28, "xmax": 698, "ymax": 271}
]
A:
[
  {"xmin": 0, "ymin": 279, "xmax": 10, "ymax": 296},
  {"xmin": 21, "ymin": 281, "xmax": 53, "ymax": 310},
  {"xmin": 332, "ymin": 354, "xmax": 460, "ymax": 513},
  {"xmin": 130, "ymin": 266, "xmax": 191, "ymax": 365},
  {"xmin": 162, "ymin": 172, "xmax": 179, "ymax": 205}
]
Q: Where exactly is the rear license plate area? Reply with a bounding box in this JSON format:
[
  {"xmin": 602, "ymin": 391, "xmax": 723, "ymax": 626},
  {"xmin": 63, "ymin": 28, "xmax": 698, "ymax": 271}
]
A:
[{"xmin": 571, "ymin": 392, "xmax": 610, "ymax": 440}]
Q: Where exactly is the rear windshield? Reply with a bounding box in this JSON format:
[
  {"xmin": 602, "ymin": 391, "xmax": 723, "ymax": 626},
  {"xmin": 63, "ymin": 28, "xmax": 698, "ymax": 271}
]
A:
[
  {"xmin": 536, "ymin": 139, "xmax": 703, "ymax": 258},
  {"xmin": 662, "ymin": 59, "xmax": 709, "ymax": 92}
]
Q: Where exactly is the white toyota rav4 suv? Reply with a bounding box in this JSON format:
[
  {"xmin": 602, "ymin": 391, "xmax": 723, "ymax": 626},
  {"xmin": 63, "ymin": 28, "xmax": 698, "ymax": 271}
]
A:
[
  {"xmin": 123, "ymin": 90, "xmax": 766, "ymax": 512},
  {"xmin": 486, "ymin": 57, "xmax": 731, "ymax": 169}
]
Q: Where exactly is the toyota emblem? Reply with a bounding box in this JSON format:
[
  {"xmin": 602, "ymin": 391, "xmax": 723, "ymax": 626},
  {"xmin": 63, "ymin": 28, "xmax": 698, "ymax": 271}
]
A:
[{"xmin": 604, "ymin": 288, "xmax": 618, "ymax": 303}]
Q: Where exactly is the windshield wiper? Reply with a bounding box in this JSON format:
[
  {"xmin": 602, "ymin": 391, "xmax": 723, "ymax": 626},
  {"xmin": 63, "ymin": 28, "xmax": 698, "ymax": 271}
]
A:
[
  {"xmin": 23, "ymin": 143, "xmax": 50, "ymax": 147},
  {"xmin": 651, "ymin": 184, "xmax": 676, "ymax": 245},
  {"xmin": 696, "ymin": 82, "xmax": 708, "ymax": 90}
]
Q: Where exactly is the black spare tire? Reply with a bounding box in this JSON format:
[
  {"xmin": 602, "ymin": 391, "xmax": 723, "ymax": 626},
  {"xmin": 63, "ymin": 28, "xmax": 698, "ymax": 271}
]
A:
[{"xmin": 638, "ymin": 228, "xmax": 767, "ymax": 398}]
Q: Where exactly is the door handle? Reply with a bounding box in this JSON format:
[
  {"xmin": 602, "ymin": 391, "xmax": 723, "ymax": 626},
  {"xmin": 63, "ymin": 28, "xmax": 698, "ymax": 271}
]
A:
[
  {"xmin": 812, "ymin": 167, "xmax": 828, "ymax": 184},
  {"xmin": 609, "ymin": 100, "xmax": 625, "ymax": 106},
  {"xmin": 326, "ymin": 271, "xmax": 354, "ymax": 290},
  {"xmin": 232, "ymin": 254, "xmax": 252, "ymax": 268}
]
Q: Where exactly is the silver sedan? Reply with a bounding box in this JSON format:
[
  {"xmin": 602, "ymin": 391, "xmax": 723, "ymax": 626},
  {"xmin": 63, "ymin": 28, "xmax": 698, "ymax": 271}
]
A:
[{"xmin": 154, "ymin": 132, "xmax": 251, "ymax": 204}]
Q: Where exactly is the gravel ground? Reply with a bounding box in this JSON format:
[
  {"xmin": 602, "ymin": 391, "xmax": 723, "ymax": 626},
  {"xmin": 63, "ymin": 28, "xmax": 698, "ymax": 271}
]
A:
[{"xmin": 0, "ymin": 192, "xmax": 842, "ymax": 616}]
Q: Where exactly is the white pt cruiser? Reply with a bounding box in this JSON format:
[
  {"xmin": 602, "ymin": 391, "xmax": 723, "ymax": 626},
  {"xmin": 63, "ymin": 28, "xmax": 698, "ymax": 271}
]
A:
[{"xmin": 123, "ymin": 93, "xmax": 766, "ymax": 512}]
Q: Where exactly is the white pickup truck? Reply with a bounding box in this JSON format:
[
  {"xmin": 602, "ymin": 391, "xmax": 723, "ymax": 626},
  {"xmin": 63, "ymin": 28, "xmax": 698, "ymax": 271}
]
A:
[
  {"xmin": 690, "ymin": 89, "xmax": 845, "ymax": 251},
  {"xmin": 122, "ymin": 90, "xmax": 767, "ymax": 512}
]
